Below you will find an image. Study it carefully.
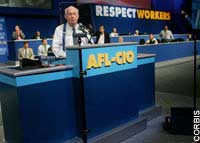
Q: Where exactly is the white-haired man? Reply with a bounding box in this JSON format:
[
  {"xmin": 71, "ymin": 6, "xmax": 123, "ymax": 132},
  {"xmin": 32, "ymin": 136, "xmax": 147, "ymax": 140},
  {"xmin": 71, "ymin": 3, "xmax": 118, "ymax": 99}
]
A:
[{"xmin": 52, "ymin": 6, "xmax": 92, "ymax": 58}]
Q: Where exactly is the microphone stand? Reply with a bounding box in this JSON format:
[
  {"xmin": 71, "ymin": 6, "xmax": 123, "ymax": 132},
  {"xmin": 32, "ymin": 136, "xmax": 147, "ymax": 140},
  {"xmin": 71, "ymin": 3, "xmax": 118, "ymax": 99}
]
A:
[
  {"xmin": 73, "ymin": 32, "xmax": 86, "ymax": 46},
  {"xmin": 182, "ymin": 11, "xmax": 198, "ymax": 109},
  {"xmin": 192, "ymin": 30, "xmax": 198, "ymax": 109},
  {"xmin": 164, "ymin": 11, "xmax": 198, "ymax": 135},
  {"xmin": 78, "ymin": 37, "xmax": 82, "ymax": 46},
  {"xmin": 72, "ymin": 29, "xmax": 89, "ymax": 143}
]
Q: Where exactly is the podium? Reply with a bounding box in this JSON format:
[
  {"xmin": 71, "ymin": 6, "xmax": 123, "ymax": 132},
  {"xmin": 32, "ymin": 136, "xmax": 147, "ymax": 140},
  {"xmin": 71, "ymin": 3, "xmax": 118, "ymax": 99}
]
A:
[
  {"xmin": 66, "ymin": 42, "xmax": 156, "ymax": 141},
  {"xmin": 0, "ymin": 42, "xmax": 156, "ymax": 143}
]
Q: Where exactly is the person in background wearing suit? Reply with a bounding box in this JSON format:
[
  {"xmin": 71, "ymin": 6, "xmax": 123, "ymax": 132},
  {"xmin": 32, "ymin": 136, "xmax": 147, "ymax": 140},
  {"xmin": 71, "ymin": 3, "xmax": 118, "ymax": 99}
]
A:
[
  {"xmin": 18, "ymin": 41, "xmax": 34, "ymax": 60},
  {"xmin": 12, "ymin": 25, "xmax": 25, "ymax": 40},
  {"xmin": 32, "ymin": 30, "xmax": 42, "ymax": 39},
  {"xmin": 38, "ymin": 38, "xmax": 51, "ymax": 56},
  {"xmin": 145, "ymin": 33, "xmax": 158, "ymax": 44},
  {"xmin": 95, "ymin": 25, "xmax": 110, "ymax": 44},
  {"xmin": 87, "ymin": 24, "xmax": 95, "ymax": 36}
]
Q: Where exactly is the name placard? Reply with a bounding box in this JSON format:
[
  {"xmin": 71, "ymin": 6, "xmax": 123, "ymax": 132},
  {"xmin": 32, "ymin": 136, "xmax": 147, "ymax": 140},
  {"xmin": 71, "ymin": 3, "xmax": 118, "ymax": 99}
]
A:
[{"xmin": 82, "ymin": 45, "xmax": 137, "ymax": 77}]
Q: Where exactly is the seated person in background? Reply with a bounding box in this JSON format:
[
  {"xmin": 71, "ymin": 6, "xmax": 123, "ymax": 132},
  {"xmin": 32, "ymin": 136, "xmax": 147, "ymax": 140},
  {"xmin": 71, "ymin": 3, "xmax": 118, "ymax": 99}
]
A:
[
  {"xmin": 118, "ymin": 36, "xmax": 124, "ymax": 43},
  {"xmin": 32, "ymin": 30, "xmax": 42, "ymax": 39},
  {"xmin": 145, "ymin": 34, "xmax": 158, "ymax": 44},
  {"xmin": 87, "ymin": 24, "xmax": 95, "ymax": 36},
  {"xmin": 95, "ymin": 25, "xmax": 110, "ymax": 44},
  {"xmin": 48, "ymin": 47, "xmax": 52, "ymax": 52},
  {"xmin": 159, "ymin": 25, "xmax": 174, "ymax": 42},
  {"xmin": 134, "ymin": 29, "xmax": 139, "ymax": 36},
  {"xmin": 38, "ymin": 38, "xmax": 51, "ymax": 56},
  {"xmin": 110, "ymin": 27, "xmax": 119, "ymax": 37},
  {"xmin": 47, "ymin": 47, "xmax": 55, "ymax": 56},
  {"xmin": 12, "ymin": 25, "xmax": 25, "ymax": 40},
  {"xmin": 18, "ymin": 41, "xmax": 34, "ymax": 60},
  {"xmin": 186, "ymin": 34, "xmax": 193, "ymax": 41},
  {"xmin": 139, "ymin": 39, "xmax": 145, "ymax": 45}
]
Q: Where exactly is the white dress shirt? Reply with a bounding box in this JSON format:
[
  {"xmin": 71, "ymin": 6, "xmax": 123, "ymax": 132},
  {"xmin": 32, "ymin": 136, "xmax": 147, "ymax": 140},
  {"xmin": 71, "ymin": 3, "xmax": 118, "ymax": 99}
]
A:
[
  {"xmin": 110, "ymin": 32, "xmax": 119, "ymax": 37},
  {"xmin": 146, "ymin": 38, "xmax": 158, "ymax": 44},
  {"xmin": 97, "ymin": 34, "xmax": 105, "ymax": 44},
  {"xmin": 159, "ymin": 30, "xmax": 174, "ymax": 40},
  {"xmin": 52, "ymin": 23, "xmax": 92, "ymax": 58},
  {"xmin": 38, "ymin": 44, "xmax": 51, "ymax": 56}
]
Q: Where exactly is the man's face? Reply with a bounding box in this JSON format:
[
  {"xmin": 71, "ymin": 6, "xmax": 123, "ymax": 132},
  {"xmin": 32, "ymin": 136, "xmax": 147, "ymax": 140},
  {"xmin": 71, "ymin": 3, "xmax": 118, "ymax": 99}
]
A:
[
  {"xmin": 118, "ymin": 37, "xmax": 123, "ymax": 43},
  {"xmin": 149, "ymin": 34, "xmax": 154, "ymax": 40},
  {"xmin": 36, "ymin": 31, "xmax": 40, "ymax": 36},
  {"xmin": 65, "ymin": 7, "xmax": 79, "ymax": 26},
  {"xmin": 164, "ymin": 26, "xmax": 168, "ymax": 31},
  {"xmin": 42, "ymin": 39, "xmax": 47, "ymax": 45},
  {"xmin": 24, "ymin": 43, "xmax": 29, "ymax": 48},
  {"xmin": 15, "ymin": 26, "xmax": 20, "ymax": 32},
  {"xmin": 99, "ymin": 26, "xmax": 104, "ymax": 33}
]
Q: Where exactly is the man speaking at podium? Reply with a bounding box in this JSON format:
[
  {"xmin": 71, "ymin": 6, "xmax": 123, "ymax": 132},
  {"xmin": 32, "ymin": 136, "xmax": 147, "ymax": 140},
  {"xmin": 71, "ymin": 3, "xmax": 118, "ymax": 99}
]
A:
[{"xmin": 52, "ymin": 6, "xmax": 93, "ymax": 58}]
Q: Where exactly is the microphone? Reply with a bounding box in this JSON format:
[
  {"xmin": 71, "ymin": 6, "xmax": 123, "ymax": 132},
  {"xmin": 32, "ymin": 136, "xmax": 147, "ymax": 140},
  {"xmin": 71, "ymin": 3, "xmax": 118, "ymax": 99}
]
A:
[
  {"xmin": 78, "ymin": 23, "xmax": 89, "ymax": 34},
  {"xmin": 78, "ymin": 23, "xmax": 93, "ymax": 44},
  {"xmin": 72, "ymin": 25, "xmax": 86, "ymax": 38}
]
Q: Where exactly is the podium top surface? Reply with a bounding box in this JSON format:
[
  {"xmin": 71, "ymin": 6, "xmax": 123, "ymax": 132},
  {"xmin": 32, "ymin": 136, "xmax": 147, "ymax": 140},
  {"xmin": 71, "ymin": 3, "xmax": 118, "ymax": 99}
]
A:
[
  {"xmin": 0, "ymin": 65, "xmax": 73, "ymax": 77},
  {"xmin": 138, "ymin": 53, "xmax": 155, "ymax": 59}
]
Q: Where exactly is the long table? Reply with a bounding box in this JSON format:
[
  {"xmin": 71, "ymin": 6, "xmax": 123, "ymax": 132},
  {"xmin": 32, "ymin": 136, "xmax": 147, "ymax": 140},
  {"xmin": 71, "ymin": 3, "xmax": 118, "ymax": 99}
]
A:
[
  {"xmin": 109, "ymin": 34, "xmax": 188, "ymax": 43},
  {"xmin": 7, "ymin": 34, "xmax": 188, "ymax": 62},
  {"xmin": 138, "ymin": 41, "xmax": 200, "ymax": 62},
  {"xmin": 8, "ymin": 39, "xmax": 53, "ymax": 61}
]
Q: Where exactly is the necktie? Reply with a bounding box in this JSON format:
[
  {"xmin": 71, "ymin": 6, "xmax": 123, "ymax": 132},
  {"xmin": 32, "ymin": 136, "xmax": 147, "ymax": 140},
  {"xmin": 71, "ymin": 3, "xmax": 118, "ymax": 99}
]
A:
[
  {"xmin": 72, "ymin": 27, "xmax": 78, "ymax": 45},
  {"xmin": 24, "ymin": 49, "xmax": 28, "ymax": 58},
  {"xmin": 44, "ymin": 45, "xmax": 47, "ymax": 55},
  {"xmin": 164, "ymin": 31, "xmax": 167, "ymax": 39}
]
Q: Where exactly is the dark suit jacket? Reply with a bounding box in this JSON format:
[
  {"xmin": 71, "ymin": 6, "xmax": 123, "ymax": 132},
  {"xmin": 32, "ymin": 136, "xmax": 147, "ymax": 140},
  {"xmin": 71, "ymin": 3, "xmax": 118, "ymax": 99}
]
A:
[
  {"xmin": 31, "ymin": 35, "xmax": 42, "ymax": 39},
  {"xmin": 95, "ymin": 31, "xmax": 110, "ymax": 44}
]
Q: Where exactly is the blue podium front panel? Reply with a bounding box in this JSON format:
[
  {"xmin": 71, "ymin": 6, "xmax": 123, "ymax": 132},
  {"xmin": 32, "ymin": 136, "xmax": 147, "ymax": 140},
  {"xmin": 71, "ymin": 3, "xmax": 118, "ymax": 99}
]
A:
[
  {"xmin": 83, "ymin": 63, "xmax": 155, "ymax": 138},
  {"xmin": 137, "ymin": 62, "xmax": 155, "ymax": 110},
  {"xmin": 83, "ymin": 69, "xmax": 139, "ymax": 138},
  {"xmin": 0, "ymin": 82, "xmax": 23, "ymax": 143},
  {"xmin": 83, "ymin": 60, "xmax": 155, "ymax": 138},
  {"xmin": 0, "ymin": 70, "xmax": 78, "ymax": 143},
  {"xmin": 18, "ymin": 78, "xmax": 77, "ymax": 143},
  {"xmin": 81, "ymin": 45, "xmax": 139, "ymax": 137},
  {"xmin": 66, "ymin": 44, "xmax": 155, "ymax": 138}
]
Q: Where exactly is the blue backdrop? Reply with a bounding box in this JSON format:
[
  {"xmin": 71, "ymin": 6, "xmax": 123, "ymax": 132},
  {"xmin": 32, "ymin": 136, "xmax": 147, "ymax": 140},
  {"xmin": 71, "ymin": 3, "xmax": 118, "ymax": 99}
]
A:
[
  {"xmin": 78, "ymin": 3, "xmax": 190, "ymax": 35},
  {"xmin": 0, "ymin": 0, "xmax": 192, "ymax": 40}
]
